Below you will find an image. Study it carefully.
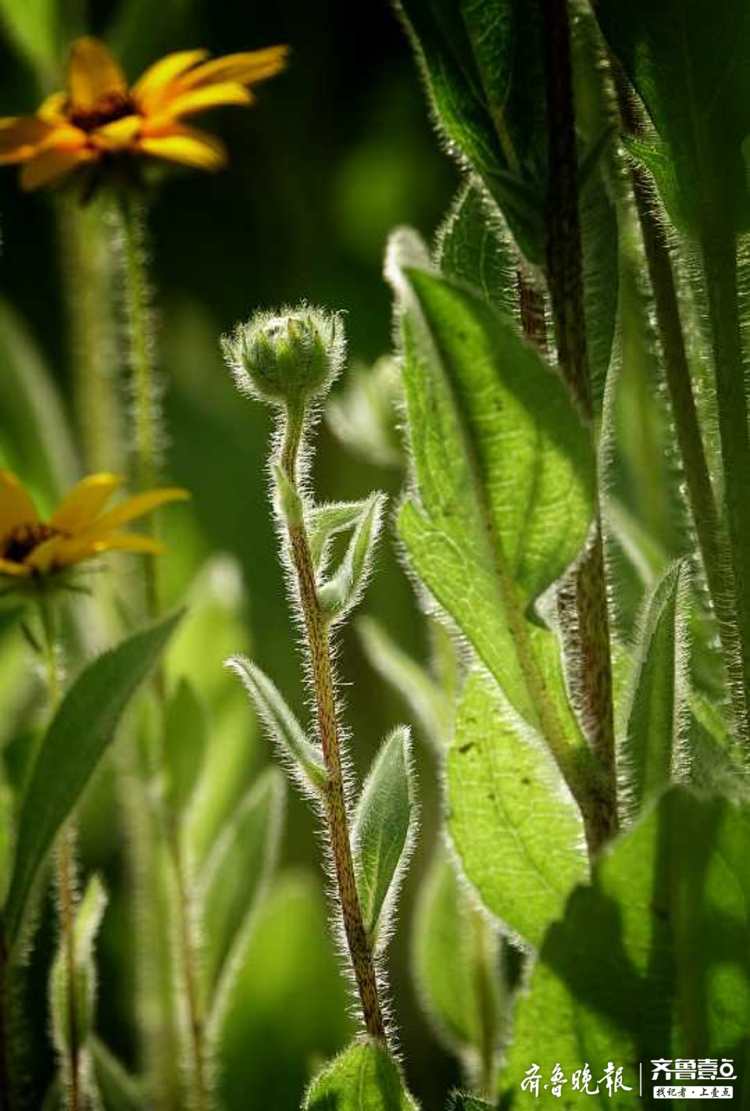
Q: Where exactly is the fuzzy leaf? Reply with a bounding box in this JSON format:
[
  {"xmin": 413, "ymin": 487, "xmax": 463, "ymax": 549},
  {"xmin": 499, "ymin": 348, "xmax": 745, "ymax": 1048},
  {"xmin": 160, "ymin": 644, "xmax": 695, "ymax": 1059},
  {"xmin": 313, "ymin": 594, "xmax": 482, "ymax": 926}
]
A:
[
  {"xmin": 622, "ymin": 562, "xmax": 689, "ymax": 814},
  {"xmin": 308, "ymin": 500, "xmax": 373, "ymax": 572},
  {"xmin": 413, "ymin": 847, "xmax": 503, "ymax": 1059},
  {"xmin": 91, "ymin": 1039, "xmax": 143, "ymax": 1111},
  {"xmin": 200, "ymin": 767, "xmax": 285, "ymax": 1000},
  {"xmin": 597, "ymin": 0, "xmax": 750, "ymax": 236},
  {"xmin": 227, "ymin": 656, "xmax": 326, "ymax": 794},
  {"xmin": 318, "ymin": 493, "xmax": 386, "ymax": 620},
  {"xmin": 500, "ymin": 787, "xmax": 750, "ymax": 1104},
  {"xmin": 397, "ymin": 0, "xmax": 546, "ymax": 261},
  {"xmin": 389, "ymin": 230, "xmax": 590, "ymax": 750},
  {"xmin": 447, "ymin": 673, "xmax": 588, "ymax": 947},
  {"xmin": 437, "ymin": 185, "xmax": 519, "ymax": 318},
  {"xmin": 49, "ymin": 874, "xmax": 108, "ymax": 1056},
  {"xmin": 448, "ymin": 1097, "xmax": 493, "ymax": 1111},
  {"xmin": 163, "ymin": 678, "xmax": 207, "ymax": 815},
  {"xmin": 353, "ymin": 728, "xmax": 416, "ymax": 949},
  {"xmin": 305, "ymin": 1040, "xmax": 419, "ymax": 1110},
  {"xmin": 4, "ymin": 610, "xmax": 182, "ymax": 948},
  {"xmin": 326, "ymin": 358, "xmax": 402, "ymax": 469}
]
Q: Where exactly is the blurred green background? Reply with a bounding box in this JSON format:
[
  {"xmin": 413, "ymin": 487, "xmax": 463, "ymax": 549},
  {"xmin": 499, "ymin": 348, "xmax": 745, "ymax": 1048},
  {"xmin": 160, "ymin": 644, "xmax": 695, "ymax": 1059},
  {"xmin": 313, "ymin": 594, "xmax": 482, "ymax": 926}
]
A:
[{"xmin": 0, "ymin": 0, "xmax": 461, "ymax": 1106}]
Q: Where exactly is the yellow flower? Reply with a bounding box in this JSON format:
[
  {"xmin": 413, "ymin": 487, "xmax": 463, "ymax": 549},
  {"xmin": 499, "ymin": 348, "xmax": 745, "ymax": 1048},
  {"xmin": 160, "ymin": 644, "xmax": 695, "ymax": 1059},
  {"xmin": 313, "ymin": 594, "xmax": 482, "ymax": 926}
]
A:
[
  {"xmin": 0, "ymin": 471, "xmax": 188, "ymax": 579},
  {"xmin": 0, "ymin": 36, "xmax": 287, "ymax": 190}
]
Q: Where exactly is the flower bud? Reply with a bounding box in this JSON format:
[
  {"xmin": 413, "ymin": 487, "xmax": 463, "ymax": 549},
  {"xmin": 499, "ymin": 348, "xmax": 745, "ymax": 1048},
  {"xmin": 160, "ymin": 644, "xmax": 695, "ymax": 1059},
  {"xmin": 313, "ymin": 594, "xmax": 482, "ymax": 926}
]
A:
[{"xmin": 222, "ymin": 305, "xmax": 346, "ymax": 406}]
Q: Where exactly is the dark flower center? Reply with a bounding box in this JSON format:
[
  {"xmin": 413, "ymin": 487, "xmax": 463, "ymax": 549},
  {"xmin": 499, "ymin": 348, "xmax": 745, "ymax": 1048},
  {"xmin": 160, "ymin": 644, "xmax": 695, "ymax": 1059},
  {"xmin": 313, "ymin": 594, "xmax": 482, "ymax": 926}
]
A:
[
  {"xmin": 2, "ymin": 523, "xmax": 58, "ymax": 564},
  {"xmin": 68, "ymin": 94, "xmax": 135, "ymax": 132}
]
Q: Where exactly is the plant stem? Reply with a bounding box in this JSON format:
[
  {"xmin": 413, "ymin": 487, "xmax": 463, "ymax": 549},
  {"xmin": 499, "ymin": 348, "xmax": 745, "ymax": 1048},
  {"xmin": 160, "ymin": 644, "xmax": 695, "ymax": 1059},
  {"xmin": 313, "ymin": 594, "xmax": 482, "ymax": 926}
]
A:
[
  {"xmin": 612, "ymin": 74, "xmax": 750, "ymax": 741},
  {"xmin": 278, "ymin": 404, "xmax": 386, "ymax": 1041},
  {"xmin": 540, "ymin": 0, "xmax": 617, "ymax": 844},
  {"xmin": 58, "ymin": 193, "xmax": 122, "ymax": 473},
  {"xmin": 39, "ymin": 599, "xmax": 82, "ymax": 1111},
  {"xmin": 701, "ymin": 226, "xmax": 750, "ymax": 738},
  {"xmin": 114, "ymin": 191, "xmax": 161, "ymax": 615}
]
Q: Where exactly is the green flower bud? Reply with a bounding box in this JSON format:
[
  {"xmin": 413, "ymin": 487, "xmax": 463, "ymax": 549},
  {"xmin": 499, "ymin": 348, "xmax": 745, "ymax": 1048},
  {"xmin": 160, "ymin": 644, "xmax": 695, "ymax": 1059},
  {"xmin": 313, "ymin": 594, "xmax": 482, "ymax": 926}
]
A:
[{"xmin": 222, "ymin": 304, "xmax": 346, "ymax": 406}]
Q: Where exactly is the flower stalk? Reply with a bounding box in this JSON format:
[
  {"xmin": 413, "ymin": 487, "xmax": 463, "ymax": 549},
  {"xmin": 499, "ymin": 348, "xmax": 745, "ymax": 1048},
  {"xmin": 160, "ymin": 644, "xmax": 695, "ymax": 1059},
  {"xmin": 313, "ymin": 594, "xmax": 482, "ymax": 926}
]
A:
[{"xmin": 278, "ymin": 403, "xmax": 387, "ymax": 1040}]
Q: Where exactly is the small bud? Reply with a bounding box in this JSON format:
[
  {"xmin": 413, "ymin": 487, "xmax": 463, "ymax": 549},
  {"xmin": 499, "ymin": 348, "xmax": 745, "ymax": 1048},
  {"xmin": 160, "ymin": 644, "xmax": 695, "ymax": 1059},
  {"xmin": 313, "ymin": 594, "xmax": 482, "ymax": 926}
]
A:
[{"xmin": 222, "ymin": 304, "xmax": 346, "ymax": 406}]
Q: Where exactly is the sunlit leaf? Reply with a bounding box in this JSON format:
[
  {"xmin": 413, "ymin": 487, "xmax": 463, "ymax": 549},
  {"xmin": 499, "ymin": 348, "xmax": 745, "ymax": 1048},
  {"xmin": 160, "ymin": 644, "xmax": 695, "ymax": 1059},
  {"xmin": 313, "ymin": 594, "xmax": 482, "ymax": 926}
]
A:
[{"xmin": 305, "ymin": 1040, "xmax": 419, "ymax": 1110}]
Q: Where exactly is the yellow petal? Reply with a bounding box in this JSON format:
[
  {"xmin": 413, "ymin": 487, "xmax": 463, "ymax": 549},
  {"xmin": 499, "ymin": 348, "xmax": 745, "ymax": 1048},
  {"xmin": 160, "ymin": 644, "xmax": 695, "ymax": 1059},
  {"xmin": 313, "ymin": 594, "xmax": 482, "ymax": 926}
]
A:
[
  {"xmin": 0, "ymin": 116, "xmax": 51, "ymax": 164},
  {"xmin": 77, "ymin": 486, "xmax": 189, "ymax": 537},
  {"xmin": 49, "ymin": 473, "xmax": 122, "ymax": 533},
  {"xmin": 52, "ymin": 531, "xmax": 166, "ymax": 567},
  {"xmin": 67, "ymin": 36, "xmax": 128, "ymax": 113},
  {"xmin": 90, "ymin": 114, "xmax": 141, "ymax": 150},
  {"xmin": 175, "ymin": 46, "xmax": 288, "ymax": 91},
  {"xmin": 0, "ymin": 558, "xmax": 31, "ymax": 578},
  {"xmin": 37, "ymin": 92, "xmax": 67, "ymax": 123},
  {"xmin": 137, "ymin": 126, "xmax": 227, "ymax": 170},
  {"xmin": 141, "ymin": 82, "xmax": 252, "ymax": 129},
  {"xmin": 20, "ymin": 145, "xmax": 96, "ymax": 190},
  {"xmin": 24, "ymin": 534, "xmax": 63, "ymax": 572},
  {"xmin": 0, "ymin": 471, "xmax": 38, "ymax": 539},
  {"xmin": 132, "ymin": 49, "xmax": 209, "ymax": 110}
]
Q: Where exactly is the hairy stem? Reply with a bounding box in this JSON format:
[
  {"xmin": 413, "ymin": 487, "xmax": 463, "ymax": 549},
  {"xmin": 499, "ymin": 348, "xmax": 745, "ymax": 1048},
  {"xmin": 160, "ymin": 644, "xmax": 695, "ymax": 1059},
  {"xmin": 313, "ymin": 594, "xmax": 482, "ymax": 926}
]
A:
[
  {"xmin": 702, "ymin": 226, "xmax": 750, "ymax": 740},
  {"xmin": 279, "ymin": 405, "xmax": 386, "ymax": 1041},
  {"xmin": 39, "ymin": 600, "xmax": 82, "ymax": 1111},
  {"xmin": 541, "ymin": 0, "xmax": 617, "ymax": 845},
  {"xmin": 612, "ymin": 75, "xmax": 750, "ymax": 741},
  {"xmin": 114, "ymin": 192, "xmax": 161, "ymax": 616},
  {"xmin": 59, "ymin": 194, "xmax": 122, "ymax": 473}
]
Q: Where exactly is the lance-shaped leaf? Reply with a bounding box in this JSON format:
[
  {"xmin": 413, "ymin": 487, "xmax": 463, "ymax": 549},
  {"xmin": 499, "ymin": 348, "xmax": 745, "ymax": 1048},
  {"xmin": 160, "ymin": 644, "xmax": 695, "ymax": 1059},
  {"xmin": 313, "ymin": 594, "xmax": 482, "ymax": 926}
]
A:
[
  {"xmin": 352, "ymin": 727, "xmax": 417, "ymax": 950},
  {"xmin": 500, "ymin": 787, "xmax": 750, "ymax": 1103},
  {"xmin": 4, "ymin": 610, "xmax": 182, "ymax": 949},
  {"xmin": 413, "ymin": 847, "xmax": 504, "ymax": 1068},
  {"xmin": 621, "ymin": 562, "xmax": 690, "ymax": 815},
  {"xmin": 448, "ymin": 673, "xmax": 588, "ymax": 947},
  {"xmin": 388, "ymin": 230, "xmax": 591, "ymax": 747},
  {"xmin": 436, "ymin": 185, "xmax": 519, "ymax": 319},
  {"xmin": 326, "ymin": 357, "xmax": 403, "ymax": 469},
  {"xmin": 305, "ymin": 1040, "xmax": 419, "ymax": 1110},
  {"xmin": 226, "ymin": 656, "xmax": 326, "ymax": 795},
  {"xmin": 91, "ymin": 1039, "xmax": 143, "ymax": 1111},
  {"xmin": 308, "ymin": 499, "xmax": 374, "ymax": 572},
  {"xmin": 49, "ymin": 874, "xmax": 108, "ymax": 1059},
  {"xmin": 200, "ymin": 767, "xmax": 285, "ymax": 1005},
  {"xmin": 163, "ymin": 678, "xmax": 207, "ymax": 816},
  {"xmin": 318, "ymin": 493, "xmax": 386, "ymax": 621}
]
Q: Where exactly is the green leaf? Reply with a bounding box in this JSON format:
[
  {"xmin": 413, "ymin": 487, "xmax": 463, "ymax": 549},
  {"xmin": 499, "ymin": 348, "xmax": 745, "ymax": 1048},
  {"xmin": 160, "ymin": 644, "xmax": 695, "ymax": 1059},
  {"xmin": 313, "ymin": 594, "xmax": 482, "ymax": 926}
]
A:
[
  {"xmin": 352, "ymin": 727, "xmax": 417, "ymax": 949},
  {"xmin": 391, "ymin": 232, "xmax": 594, "ymax": 614},
  {"xmin": 200, "ymin": 767, "xmax": 285, "ymax": 1004},
  {"xmin": 226, "ymin": 656, "xmax": 326, "ymax": 795},
  {"xmin": 621, "ymin": 562, "xmax": 689, "ymax": 814},
  {"xmin": 49, "ymin": 874, "xmax": 108, "ymax": 1057},
  {"xmin": 318, "ymin": 493, "xmax": 386, "ymax": 621},
  {"xmin": 500, "ymin": 787, "xmax": 750, "ymax": 1105},
  {"xmin": 305, "ymin": 1040, "xmax": 419, "ymax": 1110},
  {"xmin": 91, "ymin": 1038, "xmax": 143, "ymax": 1111},
  {"xmin": 447, "ymin": 1097, "xmax": 493, "ymax": 1111},
  {"xmin": 0, "ymin": 300, "xmax": 78, "ymax": 510},
  {"xmin": 357, "ymin": 617, "xmax": 452, "ymax": 751},
  {"xmin": 447, "ymin": 673, "xmax": 588, "ymax": 947},
  {"xmin": 413, "ymin": 847, "xmax": 503, "ymax": 1061},
  {"xmin": 4, "ymin": 610, "xmax": 183, "ymax": 948},
  {"xmin": 163, "ymin": 678, "xmax": 207, "ymax": 816},
  {"xmin": 397, "ymin": 0, "xmax": 546, "ymax": 261},
  {"xmin": 436, "ymin": 185, "xmax": 519, "ymax": 318},
  {"xmin": 389, "ymin": 230, "xmax": 591, "ymax": 754},
  {"xmin": 308, "ymin": 500, "xmax": 376, "ymax": 574},
  {"xmin": 597, "ymin": 1, "xmax": 750, "ymax": 235}
]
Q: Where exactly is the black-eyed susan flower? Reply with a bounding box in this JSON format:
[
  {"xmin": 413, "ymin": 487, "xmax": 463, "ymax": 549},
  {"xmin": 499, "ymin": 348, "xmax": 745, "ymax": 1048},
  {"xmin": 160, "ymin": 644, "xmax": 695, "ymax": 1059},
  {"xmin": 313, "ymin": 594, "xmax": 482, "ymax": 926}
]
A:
[
  {"xmin": 0, "ymin": 471, "xmax": 188, "ymax": 580},
  {"xmin": 0, "ymin": 36, "xmax": 287, "ymax": 190}
]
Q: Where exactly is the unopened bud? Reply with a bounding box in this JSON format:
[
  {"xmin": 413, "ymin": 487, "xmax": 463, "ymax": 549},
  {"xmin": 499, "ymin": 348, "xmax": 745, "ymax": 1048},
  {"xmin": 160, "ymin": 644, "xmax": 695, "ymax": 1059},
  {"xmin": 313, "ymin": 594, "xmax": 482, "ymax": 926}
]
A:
[{"xmin": 222, "ymin": 305, "xmax": 345, "ymax": 406}]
